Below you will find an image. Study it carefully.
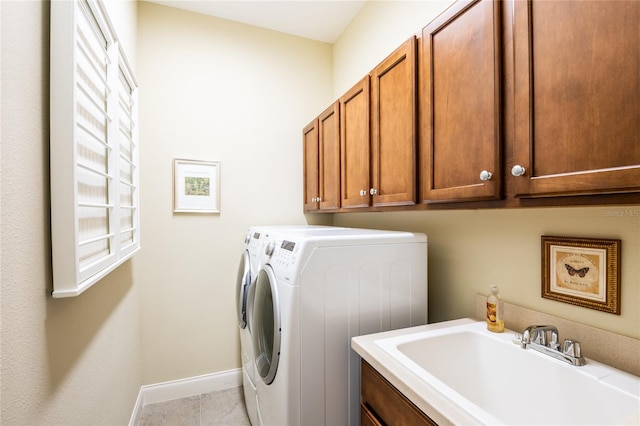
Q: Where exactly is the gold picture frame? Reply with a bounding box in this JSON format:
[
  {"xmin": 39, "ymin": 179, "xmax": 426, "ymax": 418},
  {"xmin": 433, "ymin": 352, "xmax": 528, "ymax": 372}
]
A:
[
  {"xmin": 173, "ymin": 159, "xmax": 220, "ymax": 213},
  {"xmin": 542, "ymin": 236, "xmax": 620, "ymax": 315}
]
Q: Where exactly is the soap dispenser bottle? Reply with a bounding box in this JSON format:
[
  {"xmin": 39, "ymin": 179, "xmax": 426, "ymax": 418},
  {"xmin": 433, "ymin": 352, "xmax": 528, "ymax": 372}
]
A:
[{"xmin": 486, "ymin": 285, "xmax": 504, "ymax": 333}]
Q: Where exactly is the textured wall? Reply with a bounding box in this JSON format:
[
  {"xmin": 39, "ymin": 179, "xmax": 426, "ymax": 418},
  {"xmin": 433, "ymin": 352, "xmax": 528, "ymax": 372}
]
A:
[{"xmin": 0, "ymin": 1, "xmax": 142, "ymax": 424}]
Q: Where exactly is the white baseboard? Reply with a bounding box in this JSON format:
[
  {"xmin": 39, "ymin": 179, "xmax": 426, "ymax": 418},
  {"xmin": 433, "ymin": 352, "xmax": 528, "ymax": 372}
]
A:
[{"xmin": 129, "ymin": 368, "xmax": 242, "ymax": 426}]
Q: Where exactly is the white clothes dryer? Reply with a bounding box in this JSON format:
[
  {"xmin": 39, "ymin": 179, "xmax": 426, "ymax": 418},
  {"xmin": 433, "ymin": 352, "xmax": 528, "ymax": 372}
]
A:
[{"xmin": 250, "ymin": 227, "xmax": 428, "ymax": 426}]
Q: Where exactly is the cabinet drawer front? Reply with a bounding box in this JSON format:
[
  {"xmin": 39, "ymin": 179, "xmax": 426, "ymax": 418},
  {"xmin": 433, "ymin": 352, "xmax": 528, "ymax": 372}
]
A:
[
  {"xmin": 361, "ymin": 402, "xmax": 384, "ymax": 426},
  {"xmin": 361, "ymin": 361, "xmax": 436, "ymax": 426}
]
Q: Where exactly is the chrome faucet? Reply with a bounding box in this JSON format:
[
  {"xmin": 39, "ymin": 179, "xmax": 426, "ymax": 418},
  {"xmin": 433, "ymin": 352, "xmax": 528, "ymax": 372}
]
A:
[
  {"xmin": 519, "ymin": 325, "xmax": 585, "ymax": 366},
  {"xmin": 521, "ymin": 325, "xmax": 560, "ymax": 349}
]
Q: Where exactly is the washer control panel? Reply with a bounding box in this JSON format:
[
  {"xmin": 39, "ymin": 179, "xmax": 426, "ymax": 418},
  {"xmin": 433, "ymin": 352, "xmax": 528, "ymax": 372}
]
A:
[{"xmin": 267, "ymin": 238, "xmax": 302, "ymax": 280}]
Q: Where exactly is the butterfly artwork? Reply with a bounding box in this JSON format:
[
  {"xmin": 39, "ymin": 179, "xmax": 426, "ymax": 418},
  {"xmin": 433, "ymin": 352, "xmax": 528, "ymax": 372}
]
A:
[
  {"xmin": 542, "ymin": 236, "xmax": 620, "ymax": 314},
  {"xmin": 565, "ymin": 264, "xmax": 589, "ymax": 278}
]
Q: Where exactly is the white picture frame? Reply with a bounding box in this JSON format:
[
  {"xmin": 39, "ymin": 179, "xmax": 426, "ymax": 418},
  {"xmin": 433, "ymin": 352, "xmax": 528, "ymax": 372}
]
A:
[{"xmin": 173, "ymin": 159, "xmax": 220, "ymax": 213}]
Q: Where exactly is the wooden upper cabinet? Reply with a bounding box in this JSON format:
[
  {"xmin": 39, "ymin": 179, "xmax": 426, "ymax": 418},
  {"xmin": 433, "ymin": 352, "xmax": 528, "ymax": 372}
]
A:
[
  {"xmin": 340, "ymin": 76, "xmax": 371, "ymax": 209},
  {"xmin": 318, "ymin": 102, "xmax": 341, "ymax": 210},
  {"xmin": 303, "ymin": 119, "xmax": 320, "ymax": 212},
  {"xmin": 512, "ymin": 0, "xmax": 640, "ymax": 197},
  {"xmin": 371, "ymin": 36, "xmax": 418, "ymax": 207},
  {"xmin": 420, "ymin": 0, "xmax": 502, "ymax": 203}
]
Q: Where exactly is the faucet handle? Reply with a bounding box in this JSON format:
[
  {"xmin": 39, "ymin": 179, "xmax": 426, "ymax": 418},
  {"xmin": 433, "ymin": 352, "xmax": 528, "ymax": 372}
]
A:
[
  {"xmin": 533, "ymin": 330, "xmax": 547, "ymax": 345},
  {"xmin": 548, "ymin": 332, "xmax": 560, "ymax": 351},
  {"xmin": 523, "ymin": 325, "xmax": 560, "ymax": 349},
  {"xmin": 563, "ymin": 339, "xmax": 582, "ymax": 358}
]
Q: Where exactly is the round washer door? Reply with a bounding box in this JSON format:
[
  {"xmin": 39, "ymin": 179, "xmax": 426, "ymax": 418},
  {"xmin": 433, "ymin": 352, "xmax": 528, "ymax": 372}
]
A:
[
  {"xmin": 236, "ymin": 250, "xmax": 252, "ymax": 329},
  {"xmin": 251, "ymin": 265, "xmax": 281, "ymax": 385}
]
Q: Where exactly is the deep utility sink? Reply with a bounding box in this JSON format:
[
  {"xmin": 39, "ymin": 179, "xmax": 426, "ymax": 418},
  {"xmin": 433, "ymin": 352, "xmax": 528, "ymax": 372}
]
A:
[{"xmin": 375, "ymin": 321, "xmax": 640, "ymax": 425}]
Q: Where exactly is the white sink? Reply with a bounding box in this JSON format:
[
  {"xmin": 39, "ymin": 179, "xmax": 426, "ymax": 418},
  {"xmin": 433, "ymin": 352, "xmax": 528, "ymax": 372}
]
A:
[{"xmin": 375, "ymin": 321, "xmax": 640, "ymax": 425}]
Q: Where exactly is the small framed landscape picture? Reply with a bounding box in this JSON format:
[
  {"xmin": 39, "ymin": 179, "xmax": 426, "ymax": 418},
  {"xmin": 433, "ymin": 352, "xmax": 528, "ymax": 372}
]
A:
[
  {"xmin": 173, "ymin": 159, "xmax": 220, "ymax": 214},
  {"xmin": 541, "ymin": 236, "xmax": 620, "ymax": 315}
]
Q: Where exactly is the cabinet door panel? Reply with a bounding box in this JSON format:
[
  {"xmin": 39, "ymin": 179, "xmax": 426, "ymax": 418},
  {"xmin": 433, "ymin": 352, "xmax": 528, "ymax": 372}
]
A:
[
  {"xmin": 371, "ymin": 37, "xmax": 417, "ymax": 207},
  {"xmin": 421, "ymin": 0, "xmax": 502, "ymax": 203},
  {"xmin": 513, "ymin": 0, "xmax": 640, "ymax": 196},
  {"xmin": 303, "ymin": 120, "xmax": 319, "ymax": 211},
  {"xmin": 319, "ymin": 103, "xmax": 341, "ymax": 210},
  {"xmin": 341, "ymin": 77, "xmax": 371, "ymax": 209}
]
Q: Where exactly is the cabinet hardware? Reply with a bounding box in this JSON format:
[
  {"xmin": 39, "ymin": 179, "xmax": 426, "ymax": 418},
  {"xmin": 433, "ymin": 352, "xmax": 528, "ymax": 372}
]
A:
[
  {"xmin": 479, "ymin": 170, "xmax": 493, "ymax": 181},
  {"xmin": 511, "ymin": 165, "xmax": 526, "ymax": 177}
]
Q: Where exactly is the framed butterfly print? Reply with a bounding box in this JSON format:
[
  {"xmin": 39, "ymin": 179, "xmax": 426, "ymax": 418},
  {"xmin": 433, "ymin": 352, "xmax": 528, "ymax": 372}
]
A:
[{"xmin": 542, "ymin": 236, "xmax": 621, "ymax": 315}]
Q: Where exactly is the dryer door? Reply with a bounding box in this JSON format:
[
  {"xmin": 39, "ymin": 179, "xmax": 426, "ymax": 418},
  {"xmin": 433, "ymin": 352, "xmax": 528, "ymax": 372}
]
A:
[
  {"xmin": 236, "ymin": 250, "xmax": 252, "ymax": 329},
  {"xmin": 252, "ymin": 265, "xmax": 281, "ymax": 385}
]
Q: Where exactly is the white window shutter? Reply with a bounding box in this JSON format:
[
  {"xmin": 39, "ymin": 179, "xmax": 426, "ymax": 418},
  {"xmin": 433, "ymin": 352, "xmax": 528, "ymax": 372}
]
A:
[{"xmin": 50, "ymin": 0, "xmax": 140, "ymax": 297}]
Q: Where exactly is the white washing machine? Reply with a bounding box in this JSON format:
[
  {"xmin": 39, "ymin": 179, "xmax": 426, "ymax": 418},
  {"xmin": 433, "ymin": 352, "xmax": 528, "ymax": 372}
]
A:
[
  {"xmin": 237, "ymin": 225, "xmax": 339, "ymax": 425},
  {"xmin": 237, "ymin": 228, "xmax": 269, "ymax": 426},
  {"xmin": 250, "ymin": 227, "xmax": 428, "ymax": 426}
]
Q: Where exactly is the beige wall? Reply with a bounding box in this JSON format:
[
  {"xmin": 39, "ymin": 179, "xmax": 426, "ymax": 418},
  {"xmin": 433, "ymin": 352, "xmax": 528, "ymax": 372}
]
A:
[
  {"xmin": 333, "ymin": 208, "xmax": 640, "ymax": 338},
  {"xmin": 136, "ymin": 2, "xmax": 332, "ymax": 384},
  {"xmin": 332, "ymin": 1, "xmax": 640, "ymax": 339},
  {"xmin": 333, "ymin": 0, "xmax": 455, "ymax": 97},
  {"xmin": 0, "ymin": 1, "xmax": 142, "ymax": 425}
]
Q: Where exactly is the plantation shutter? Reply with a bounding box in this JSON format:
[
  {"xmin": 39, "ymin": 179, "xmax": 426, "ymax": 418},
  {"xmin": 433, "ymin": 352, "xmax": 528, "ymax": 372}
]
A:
[{"xmin": 50, "ymin": 0, "xmax": 139, "ymax": 297}]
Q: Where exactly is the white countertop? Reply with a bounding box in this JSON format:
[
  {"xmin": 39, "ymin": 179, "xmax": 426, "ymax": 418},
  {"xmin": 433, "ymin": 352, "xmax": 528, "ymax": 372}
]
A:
[{"xmin": 351, "ymin": 318, "xmax": 482, "ymax": 426}]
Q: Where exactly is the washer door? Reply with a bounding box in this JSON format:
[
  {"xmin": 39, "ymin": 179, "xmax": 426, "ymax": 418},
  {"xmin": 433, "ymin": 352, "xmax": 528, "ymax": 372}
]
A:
[
  {"xmin": 236, "ymin": 250, "xmax": 252, "ymax": 329},
  {"xmin": 252, "ymin": 265, "xmax": 281, "ymax": 385}
]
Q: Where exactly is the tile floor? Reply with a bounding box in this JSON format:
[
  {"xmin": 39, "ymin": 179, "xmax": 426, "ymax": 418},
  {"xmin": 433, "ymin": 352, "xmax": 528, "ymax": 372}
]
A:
[{"xmin": 138, "ymin": 386, "xmax": 251, "ymax": 426}]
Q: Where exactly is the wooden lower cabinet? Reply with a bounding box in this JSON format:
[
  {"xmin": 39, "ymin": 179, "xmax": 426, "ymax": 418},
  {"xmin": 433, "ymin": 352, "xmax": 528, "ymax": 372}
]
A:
[
  {"xmin": 361, "ymin": 360, "xmax": 437, "ymax": 426},
  {"xmin": 361, "ymin": 402, "xmax": 383, "ymax": 426}
]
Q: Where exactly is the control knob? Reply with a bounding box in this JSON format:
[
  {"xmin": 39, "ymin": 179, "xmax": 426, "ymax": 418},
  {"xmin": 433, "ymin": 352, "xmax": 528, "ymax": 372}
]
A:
[{"xmin": 265, "ymin": 242, "xmax": 275, "ymax": 257}]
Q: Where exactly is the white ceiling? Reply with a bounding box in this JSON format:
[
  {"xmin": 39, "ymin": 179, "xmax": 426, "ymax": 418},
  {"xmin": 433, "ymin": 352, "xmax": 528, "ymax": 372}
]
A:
[{"xmin": 144, "ymin": 0, "xmax": 367, "ymax": 43}]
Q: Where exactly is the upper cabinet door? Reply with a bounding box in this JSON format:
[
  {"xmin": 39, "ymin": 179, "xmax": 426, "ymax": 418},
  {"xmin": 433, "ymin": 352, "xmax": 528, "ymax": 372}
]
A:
[
  {"xmin": 512, "ymin": 0, "xmax": 640, "ymax": 197},
  {"xmin": 318, "ymin": 102, "xmax": 341, "ymax": 210},
  {"xmin": 420, "ymin": 0, "xmax": 502, "ymax": 203},
  {"xmin": 371, "ymin": 37, "xmax": 418, "ymax": 207},
  {"xmin": 340, "ymin": 76, "xmax": 371, "ymax": 209},
  {"xmin": 303, "ymin": 119, "xmax": 320, "ymax": 212}
]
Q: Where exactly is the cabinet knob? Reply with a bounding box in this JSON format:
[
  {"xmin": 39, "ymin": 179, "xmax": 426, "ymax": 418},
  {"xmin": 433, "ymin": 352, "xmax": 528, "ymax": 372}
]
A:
[
  {"xmin": 511, "ymin": 165, "xmax": 526, "ymax": 177},
  {"xmin": 317, "ymin": 197, "xmax": 322, "ymax": 202},
  {"xmin": 479, "ymin": 170, "xmax": 493, "ymax": 181},
  {"xmin": 369, "ymin": 188, "xmax": 378, "ymax": 196},
  {"xmin": 360, "ymin": 189, "xmax": 367, "ymax": 196}
]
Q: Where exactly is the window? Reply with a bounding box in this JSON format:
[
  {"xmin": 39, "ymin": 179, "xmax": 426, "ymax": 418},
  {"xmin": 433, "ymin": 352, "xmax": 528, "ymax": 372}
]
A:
[{"xmin": 50, "ymin": 0, "xmax": 139, "ymax": 297}]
